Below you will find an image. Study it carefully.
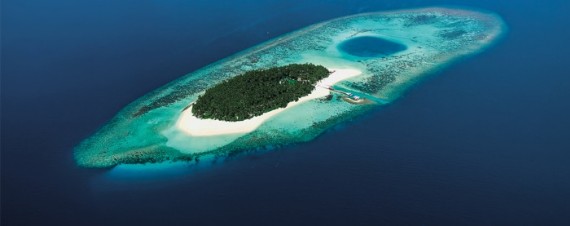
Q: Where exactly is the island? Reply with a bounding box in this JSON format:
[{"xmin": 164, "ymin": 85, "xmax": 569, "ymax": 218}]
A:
[
  {"xmin": 176, "ymin": 67, "xmax": 362, "ymax": 137},
  {"xmin": 75, "ymin": 7, "xmax": 506, "ymax": 168},
  {"xmin": 191, "ymin": 64, "xmax": 330, "ymax": 122}
]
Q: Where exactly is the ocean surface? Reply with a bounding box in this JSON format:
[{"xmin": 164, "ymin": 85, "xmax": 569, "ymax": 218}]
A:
[{"xmin": 2, "ymin": 0, "xmax": 569, "ymax": 225}]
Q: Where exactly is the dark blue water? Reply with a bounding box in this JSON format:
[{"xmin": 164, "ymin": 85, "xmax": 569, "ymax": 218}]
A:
[
  {"xmin": 339, "ymin": 36, "xmax": 407, "ymax": 57},
  {"xmin": 2, "ymin": 0, "xmax": 570, "ymax": 225}
]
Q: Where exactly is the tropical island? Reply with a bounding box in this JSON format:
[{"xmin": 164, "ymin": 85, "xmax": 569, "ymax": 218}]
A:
[
  {"xmin": 192, "ymin": 64, "xmax": 330, "ymax": 121},
  {"xmin": 175, "ymin": 67, "xmax": 361, "ymax": 137},
  {"xmin": 74, "ymin": 8, "xmax": 506, "ymax": 168}
]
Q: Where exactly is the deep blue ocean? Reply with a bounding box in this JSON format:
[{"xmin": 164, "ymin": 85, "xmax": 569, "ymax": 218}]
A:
[{"xmin": 2, "ymin": 0, "xmax": 570, "ymax": 225}]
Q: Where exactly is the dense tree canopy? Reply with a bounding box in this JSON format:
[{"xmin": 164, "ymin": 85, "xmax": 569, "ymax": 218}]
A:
[{"xmin": 192, "ymin": 63, "xmax": 330, "ymax": 121}]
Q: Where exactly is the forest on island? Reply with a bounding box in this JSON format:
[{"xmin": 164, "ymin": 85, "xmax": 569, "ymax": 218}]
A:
[{"xmin": 192, "ymin": 63, "xmax": 330, "ymax": 121}]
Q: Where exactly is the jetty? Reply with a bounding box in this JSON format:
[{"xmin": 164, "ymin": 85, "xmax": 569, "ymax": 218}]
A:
[{"xmin": 316, "ymin": 82, "xmax": 362, "ymax": 102}]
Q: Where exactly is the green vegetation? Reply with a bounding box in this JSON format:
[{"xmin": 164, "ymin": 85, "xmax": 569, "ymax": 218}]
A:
[{"xmin": 192, "ymin": 63, "xmax": 330, "ymax": 121}]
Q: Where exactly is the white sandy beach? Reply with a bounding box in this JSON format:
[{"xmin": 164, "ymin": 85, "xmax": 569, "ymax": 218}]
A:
[{"xmin": 175, "ymin": 68, "xmax": 362, "ymax": 137}]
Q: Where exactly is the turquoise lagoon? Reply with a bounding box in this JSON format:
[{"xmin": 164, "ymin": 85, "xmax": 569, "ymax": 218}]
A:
[{"xmin": 75, "ymin": 7, "xmax": 506, "ymax": 168}]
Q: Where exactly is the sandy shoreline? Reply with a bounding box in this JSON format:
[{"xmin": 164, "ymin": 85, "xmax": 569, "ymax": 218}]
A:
[{"xmin": 175, "ymin": 68, "xmax": 361, "ymax": 137}]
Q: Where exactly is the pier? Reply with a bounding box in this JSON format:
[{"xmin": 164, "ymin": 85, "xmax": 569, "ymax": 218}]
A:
[{"xmin": 316, "ymin": 83, "xmax": 362, "ymax": 102}]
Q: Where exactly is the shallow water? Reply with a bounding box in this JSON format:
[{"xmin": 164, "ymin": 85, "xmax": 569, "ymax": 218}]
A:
[{"xmin": 74, "ymin": 7, "xmax": 505, "ymax": 167}]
